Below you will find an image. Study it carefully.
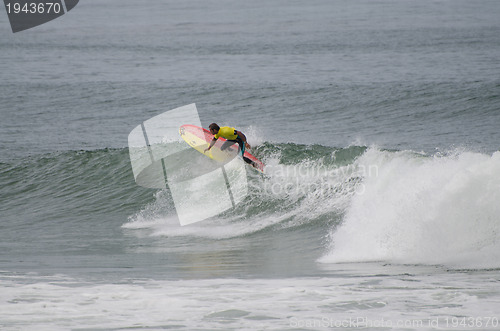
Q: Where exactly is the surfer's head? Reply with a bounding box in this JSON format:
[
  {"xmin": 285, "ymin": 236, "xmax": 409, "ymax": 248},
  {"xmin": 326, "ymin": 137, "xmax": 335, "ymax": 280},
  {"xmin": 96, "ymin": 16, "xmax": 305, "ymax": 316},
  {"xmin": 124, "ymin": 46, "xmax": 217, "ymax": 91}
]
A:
[{"xmin": 209, "ymin": 123, "xmax": 220, "ymax": 134}]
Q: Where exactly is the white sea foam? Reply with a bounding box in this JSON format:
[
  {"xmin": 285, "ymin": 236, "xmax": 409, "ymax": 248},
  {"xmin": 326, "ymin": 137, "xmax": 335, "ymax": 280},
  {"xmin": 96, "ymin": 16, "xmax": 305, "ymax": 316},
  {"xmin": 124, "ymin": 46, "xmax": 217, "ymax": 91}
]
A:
[
  {"xmin": 1, "ymin": 268, "xmax": 499, "ymax": 331},
  {"xmin": 320, "ymin": 149, "xmax": 500, "ymax": 268}
]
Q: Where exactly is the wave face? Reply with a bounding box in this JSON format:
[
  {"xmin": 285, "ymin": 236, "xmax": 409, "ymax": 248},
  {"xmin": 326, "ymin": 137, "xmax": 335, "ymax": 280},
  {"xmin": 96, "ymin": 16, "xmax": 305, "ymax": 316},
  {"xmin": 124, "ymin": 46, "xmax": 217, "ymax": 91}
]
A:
[{"xmin": 123, "ymin": 143, "xmax": 366, "ymax": 240}]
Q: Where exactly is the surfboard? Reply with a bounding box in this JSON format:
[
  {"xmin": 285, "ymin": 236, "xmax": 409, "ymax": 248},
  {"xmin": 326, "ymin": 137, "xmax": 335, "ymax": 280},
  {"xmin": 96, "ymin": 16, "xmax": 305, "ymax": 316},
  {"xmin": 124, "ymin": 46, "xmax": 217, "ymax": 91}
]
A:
[{"xmin": 179, "ymin": 124, "xmax": 265, "ymax": 172}]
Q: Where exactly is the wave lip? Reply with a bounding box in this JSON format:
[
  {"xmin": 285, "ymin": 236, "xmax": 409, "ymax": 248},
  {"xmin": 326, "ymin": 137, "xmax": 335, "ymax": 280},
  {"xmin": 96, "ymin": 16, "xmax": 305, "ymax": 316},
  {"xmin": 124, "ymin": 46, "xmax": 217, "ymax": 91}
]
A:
[{"xmin": 320, "ymin": 149, "xmax": 500, "ymax": 269}]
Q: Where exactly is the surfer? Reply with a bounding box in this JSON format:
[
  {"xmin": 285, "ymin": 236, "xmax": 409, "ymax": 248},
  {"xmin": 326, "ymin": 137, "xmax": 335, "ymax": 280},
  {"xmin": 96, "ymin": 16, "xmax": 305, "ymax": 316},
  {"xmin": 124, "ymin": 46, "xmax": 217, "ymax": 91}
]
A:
[{"xmin": 204, "ymin": 123, "xmax": 257, "ymax": 167}]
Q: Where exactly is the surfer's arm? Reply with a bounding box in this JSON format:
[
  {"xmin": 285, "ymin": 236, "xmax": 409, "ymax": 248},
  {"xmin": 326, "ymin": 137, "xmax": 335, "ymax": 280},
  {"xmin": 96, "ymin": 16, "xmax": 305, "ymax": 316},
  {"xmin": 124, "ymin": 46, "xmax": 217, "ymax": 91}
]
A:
[
  {"xmin": 235, "ymin": 130, "xmax": 251, "ymax": 149},
  {"xmin": 204, "ymin": 138, "xmax": 217, "ymax": 152}
]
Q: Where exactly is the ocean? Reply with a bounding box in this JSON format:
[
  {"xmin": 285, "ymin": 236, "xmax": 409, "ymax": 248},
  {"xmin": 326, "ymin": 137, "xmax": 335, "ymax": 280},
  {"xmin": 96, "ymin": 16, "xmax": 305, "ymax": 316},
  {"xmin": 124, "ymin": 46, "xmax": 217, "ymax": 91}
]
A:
[{"xmin": 1, "ymin": 0, "xmax": 500, "ymax": 330}]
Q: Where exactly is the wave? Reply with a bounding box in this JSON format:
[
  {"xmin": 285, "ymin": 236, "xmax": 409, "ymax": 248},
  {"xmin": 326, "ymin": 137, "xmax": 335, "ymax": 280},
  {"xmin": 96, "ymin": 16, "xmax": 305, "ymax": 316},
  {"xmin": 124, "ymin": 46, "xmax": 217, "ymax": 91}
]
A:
[{"xmin": 3, "ymin": 144, "xmax": 499, "ymax": 268}]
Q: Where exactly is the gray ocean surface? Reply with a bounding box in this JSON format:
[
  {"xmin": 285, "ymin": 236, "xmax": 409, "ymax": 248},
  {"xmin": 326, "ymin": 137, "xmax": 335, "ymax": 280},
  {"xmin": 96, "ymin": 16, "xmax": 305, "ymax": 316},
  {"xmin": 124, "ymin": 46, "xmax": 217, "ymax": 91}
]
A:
[{"xmin": 1, "ymin": 0, "xmax": 500, "ymax": 330}]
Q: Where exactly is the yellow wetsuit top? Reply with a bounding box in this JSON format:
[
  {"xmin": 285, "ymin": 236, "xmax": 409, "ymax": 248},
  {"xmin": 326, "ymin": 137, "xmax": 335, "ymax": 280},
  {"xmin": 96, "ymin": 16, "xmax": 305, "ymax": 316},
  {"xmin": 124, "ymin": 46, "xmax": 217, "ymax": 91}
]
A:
[{"xmin": 214, "ymin": 126, "xmax": 238, "ymax": 140}]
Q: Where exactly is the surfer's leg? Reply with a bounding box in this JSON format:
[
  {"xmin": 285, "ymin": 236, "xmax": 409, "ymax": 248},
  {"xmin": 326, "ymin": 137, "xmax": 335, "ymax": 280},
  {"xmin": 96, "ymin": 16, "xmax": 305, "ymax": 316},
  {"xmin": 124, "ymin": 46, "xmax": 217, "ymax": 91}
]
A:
[
  {"xmin": 221, "ymin": 139, "xmax": 255, "ymax": 167},
  {"xmin": 222, "ymin": 138, "xmax": 245, "ymax": 155},
  {"xmin": 243, "ymin": 156, "xmax": 254, "ymax": 165},
  {"xmin": 221, "ymin": 140, "xmax": 236, "ymax": 151},
  {"xmin": 235, "ymin": 137, "xmax": 245, "ymax": 156}
]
